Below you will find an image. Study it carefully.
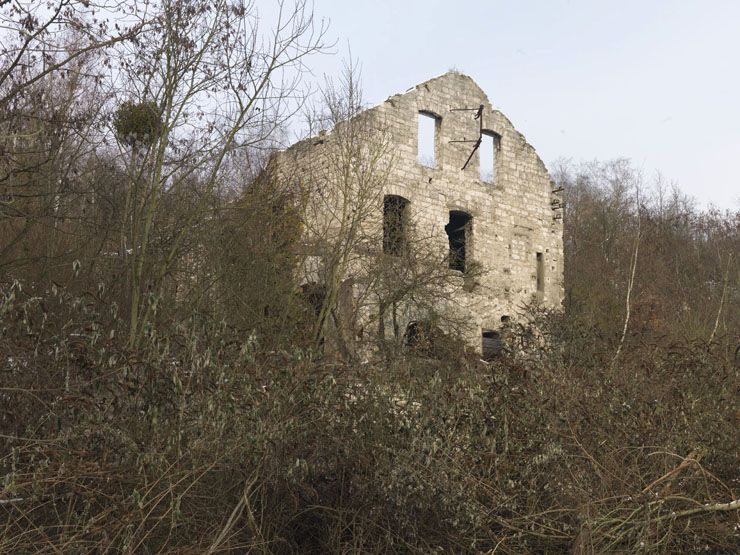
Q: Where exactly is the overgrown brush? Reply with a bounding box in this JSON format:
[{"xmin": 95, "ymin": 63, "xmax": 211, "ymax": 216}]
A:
[{"xmin": 1, "ymin": 284, "xmax": 737, "ymax": 553}]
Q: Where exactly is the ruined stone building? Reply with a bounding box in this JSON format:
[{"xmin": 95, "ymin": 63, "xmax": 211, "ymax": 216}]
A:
[{"xmin": 272, "ymin": 71, "xmax": 564, "ymax": 357}]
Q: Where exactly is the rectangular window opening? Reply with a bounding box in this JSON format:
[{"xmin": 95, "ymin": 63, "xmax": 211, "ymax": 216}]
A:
[
  {"xmin": 418, "ymin": 112, "xmax": 438, "ymax": 168},
  {"xmin": 536, "ymin": 252, "xmax": 545, "ymax": 294},
  {"xmin": 482, "ymin": 329, "xmax": 503, "ymax": 360},
  {"xmin": 383, "ymin": 195, "xmax": 409, "ymax": 255},
  {"xmin": 480, "ymin": 131, "xmax": 499, "ymax": 183},
  {"xmin": 445, "ymin": 211, "xmax": 472, "ymax": 272}
]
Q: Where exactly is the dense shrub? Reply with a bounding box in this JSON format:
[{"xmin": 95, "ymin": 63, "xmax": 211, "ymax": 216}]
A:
[{"xmin": 1, "ymin": 284, "xmax": 737, "ymax": 553}]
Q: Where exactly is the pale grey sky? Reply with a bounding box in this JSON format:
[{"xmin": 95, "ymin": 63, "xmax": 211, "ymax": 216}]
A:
[{"xmin": 306, "ymin": 0, "xmax": 740, "ymax": 208}]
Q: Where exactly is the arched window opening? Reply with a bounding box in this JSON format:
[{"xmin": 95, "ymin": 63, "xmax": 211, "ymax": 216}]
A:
[
  {"xmin": 383, "ymin": 195, "xmax": 409, "ymax": 255},
  {"xmin": 445, "ymin": 210, "xmax": 472, "ymax": 272},
  {"xmin": 404, "ymin": 321, "xmax": 422, "ymax": 347},
  {"xmin": 480, "ymin": 130, "xmax": 500, "ymax": 183},
  {"xmin": 418, "ymin": 111, "xmax": 439, "ymax": 167}
]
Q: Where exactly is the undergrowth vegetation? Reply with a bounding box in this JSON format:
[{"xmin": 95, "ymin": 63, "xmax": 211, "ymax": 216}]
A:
[
  {"xmin": 1, "ymin": 2, "xmax": 738, "ymax": 552},
  {"xmin": 1, "ymin": 284, "xmax": 737, "ymax": 553}
]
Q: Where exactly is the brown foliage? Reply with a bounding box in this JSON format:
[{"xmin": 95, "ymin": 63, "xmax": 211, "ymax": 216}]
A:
[
  {"xmin": 0, "ymin": 3, "xmax": 737, "ymax": 551},
  {"xmin": 556, "ymin": 159, "xmax": 739, "ymax": 346},
  {"xmin": 0, "ymin": 286, "xmax": 737, "ymax": 553}
]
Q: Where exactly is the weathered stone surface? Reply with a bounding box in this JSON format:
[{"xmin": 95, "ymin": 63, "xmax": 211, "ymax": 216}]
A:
[{"xmin": 273, "ymin": 71, "xmax": 564, "ymax": 352}]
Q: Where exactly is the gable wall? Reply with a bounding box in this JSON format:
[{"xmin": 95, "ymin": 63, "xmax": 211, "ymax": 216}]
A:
[
  {"xmin": 274, "ymin": 71, "xmax": 564, "ymax": 348},
  {"xmin": 369, "ymin": 72, "xmax": 564, "ymax": 334}
]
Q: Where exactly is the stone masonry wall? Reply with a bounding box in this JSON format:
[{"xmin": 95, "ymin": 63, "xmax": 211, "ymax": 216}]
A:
[{"xmin": 273, "ymin": 71, "xmax": 564, "ymax": 352}]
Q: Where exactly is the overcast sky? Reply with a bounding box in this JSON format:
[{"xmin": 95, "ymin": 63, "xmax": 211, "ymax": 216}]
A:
[{"xmin": 304, "ymin": 0, "xmax": 739, "ymax": 209}]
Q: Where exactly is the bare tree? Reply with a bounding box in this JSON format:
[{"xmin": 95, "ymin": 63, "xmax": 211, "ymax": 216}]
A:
[
  {"xmin": 0, "ymin": 32, "xmax": 118, "ymax": 285},
  {"xmin": 557, "ymin": 158, "xmax": 739, "ymax": 345},
  {"xmin": 282, "ymin": 62, "xmax": 482, "ymax": 360},
  {"xmin": 292, "ymin": 62, "xmax": 394, "ymax": 354},
  {"xmin": 106, "ymin": 0, "xmax": 328, "ymax": 346},
  {"xmin": 0, "ymin": 1, "xmax": 150, "ymax": 109}
]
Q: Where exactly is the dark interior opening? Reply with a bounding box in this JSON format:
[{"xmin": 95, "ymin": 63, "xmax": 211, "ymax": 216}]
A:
[
  {"xmin": 404, "ymin": 321, "xmax": 422, "ymax": 347},
  {"xmin": 445, "ymin": 210, "xmax": 472, "ymax": 272},
  {"xmin": 536, "ymin": 252, "xmax": 544, "ymax": 294},
  {"xmin": 300, "ymin": 283, "xmax": 326, "ymax": 317},
  {"xmin": 404, "ymin": 320, "xmax": 441, "ymax": 357},
  {"xmin": 482, "ymin": 329, "xmax": 503, "ymax": 361},
  {"xmin": 383, "ymin": 195, "xmax": 409, "ymax": 255}
]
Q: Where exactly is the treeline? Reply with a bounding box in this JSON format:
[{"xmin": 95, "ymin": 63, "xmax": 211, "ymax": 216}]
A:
[
  {"xmin": 555, "ymin": 158, "xmax": 738, "ymax": 347},
  {"xmin": 1, "ymin": 2, "xmax": 738, "ymax": 553}
]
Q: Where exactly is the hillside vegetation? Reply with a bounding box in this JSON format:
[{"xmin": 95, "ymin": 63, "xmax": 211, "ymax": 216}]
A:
[{"xmin": 1, "ymin": 2, "xmax": 738, "ymax": 552}]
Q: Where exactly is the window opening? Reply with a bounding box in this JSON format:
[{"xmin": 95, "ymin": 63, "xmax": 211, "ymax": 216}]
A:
[
  {"xmin": 536, "ymin": 252, "xmax": 545, "ymax": 294},
  {"xmin": 300, "ymin": 282, "xmax": 326, "ymax": 317},
  {"xmin": 383, "ymin": 195, "xmax": 409, "ymax": 255},
  {"xmin": 482, "ymin": 329, "xmax": 503, "ymax": 361},
  {"xmin": 404, "ymin": 321, "xmax": 422, "ymax": 348},
  {"xmin": 404, "ymin": 320, "xmax": 440, "ymax": 357},
  {"xmin": 480, "ymin": 131, "xmax": 499, "ymax": 183},
  {"xmin": 418, "ymin": 112, "xmax": 438, "ymax": 167},
  {"xmin": 445, "ymin": 211, "xmax": 472, "ymax": 272}
]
